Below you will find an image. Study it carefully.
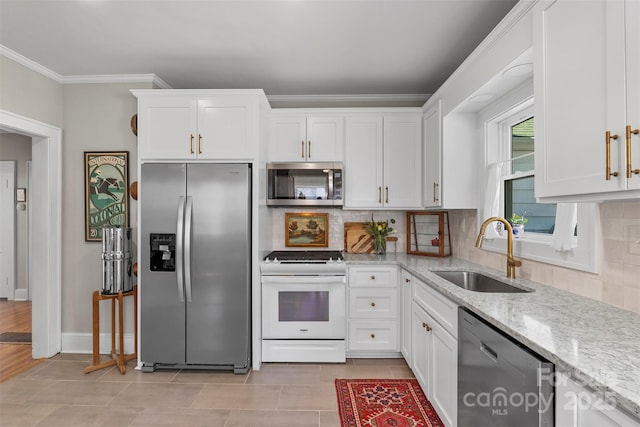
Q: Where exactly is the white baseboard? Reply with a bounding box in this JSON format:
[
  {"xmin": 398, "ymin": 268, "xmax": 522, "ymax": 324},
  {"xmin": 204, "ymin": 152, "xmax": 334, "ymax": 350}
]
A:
[
  {"xmin": 14, "ymin": 289, "xmax": 29, "ymax": 301},
  {"xmin": 61, "ymin": 332, "xmax": 136, "ymax": 355}
]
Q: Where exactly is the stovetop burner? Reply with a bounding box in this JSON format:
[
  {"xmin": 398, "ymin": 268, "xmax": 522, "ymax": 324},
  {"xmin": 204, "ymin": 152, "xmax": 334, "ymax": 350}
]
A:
[{"xmin": 264, "ymin": 250, "xmax": 344, "ymax": 263}]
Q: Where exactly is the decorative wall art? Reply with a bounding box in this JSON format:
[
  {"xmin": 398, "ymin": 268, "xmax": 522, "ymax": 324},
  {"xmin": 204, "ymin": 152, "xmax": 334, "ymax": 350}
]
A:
[
  {"xmin": 285, "ymin": 212, "xmax": 329, "ymax": 247},
  {"xmin": 84, "ymin": 151, "xmax": 129, "ymax": 242}
]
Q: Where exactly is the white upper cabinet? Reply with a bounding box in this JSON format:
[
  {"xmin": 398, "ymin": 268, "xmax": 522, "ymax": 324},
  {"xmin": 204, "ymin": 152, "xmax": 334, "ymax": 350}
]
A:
[
  {"xmin": 421, "ymin": 100, "xmax": 478, "ymax": 210},
  {"xmin": 383, "ymin": 115, "xmax": 423, "ymax": 208},
  {"xmin": 269, "ymin": 114, "xmax": 344, "ymax": 162},
  {"xmin": 534, "ymin": 0, "xmax": 640, "ymax": 201},
  {"xmin": 423, "ymin": 101, "xmax": 442, "ymax": 207},
  {"xmin": 344, "ymin": 112, "xmax": 422, "ymax": 209},
  {"xmin": 344, "ymin": 116, "xmax": 384, "ymax": 208},
  {"xmin": 134, "ymin": 91, "xmax": 261, "ymax": 161}
]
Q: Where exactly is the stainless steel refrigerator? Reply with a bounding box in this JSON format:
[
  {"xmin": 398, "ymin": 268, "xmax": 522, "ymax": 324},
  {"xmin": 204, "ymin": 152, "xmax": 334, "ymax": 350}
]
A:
[{"xmin": 140, "ymin": 163, "xmax": 251, "ymax": 374}]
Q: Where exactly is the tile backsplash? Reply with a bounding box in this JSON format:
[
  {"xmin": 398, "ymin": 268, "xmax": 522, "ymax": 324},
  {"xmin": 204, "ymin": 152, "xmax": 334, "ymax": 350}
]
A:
[
  {"xmin": 271, "ymin": 209, "xmax": 407, "ymax": 253},
  {"xmin": 449, "ymin": 201, "xmax": 640, "ymax": 314},
  {"xmin": 269, "ymin": 202, "xmax": 640, "ymax": 314}
]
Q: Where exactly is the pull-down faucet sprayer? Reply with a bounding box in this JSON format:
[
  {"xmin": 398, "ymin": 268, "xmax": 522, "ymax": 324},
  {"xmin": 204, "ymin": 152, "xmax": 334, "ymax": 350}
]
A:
[{"xmin": 476, "ymin": 217, "xmax": 522, "ymax": 279}]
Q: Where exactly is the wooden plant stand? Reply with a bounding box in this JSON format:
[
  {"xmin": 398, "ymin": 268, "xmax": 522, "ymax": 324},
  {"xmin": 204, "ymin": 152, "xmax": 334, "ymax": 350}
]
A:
[{"xmin": 84, "ymin": 286, "xmax": 137, "ymax": 375}]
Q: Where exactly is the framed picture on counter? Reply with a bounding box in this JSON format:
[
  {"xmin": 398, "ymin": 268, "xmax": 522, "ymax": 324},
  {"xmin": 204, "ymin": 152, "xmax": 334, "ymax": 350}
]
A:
[
  {"xmin": 84, "ymin": 151, "xmax": 129, "ymax": 242},
  {"xmin": 285, "ymin": 212, "xmax": 329, "ymax": 247}
]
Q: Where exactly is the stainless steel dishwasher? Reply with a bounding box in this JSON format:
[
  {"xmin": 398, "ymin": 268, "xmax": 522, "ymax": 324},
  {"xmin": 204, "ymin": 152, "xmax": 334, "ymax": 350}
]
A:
[{"xmin": 458, "ymin": 308, "xmax": 554, "ymax": 427}]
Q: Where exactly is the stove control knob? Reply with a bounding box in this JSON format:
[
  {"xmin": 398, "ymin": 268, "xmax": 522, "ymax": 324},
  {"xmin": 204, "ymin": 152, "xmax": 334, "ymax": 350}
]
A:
[
  {"xmin": 264, "ymin": 258, "xmax": 270, "ymax": 263},
  {"xmin": 273, "ymin": 257, "xmax": 278, "ymax": 263},
  {"xmin": 328, "ymin": 257, "xmax": 334, "ymax": 263}
]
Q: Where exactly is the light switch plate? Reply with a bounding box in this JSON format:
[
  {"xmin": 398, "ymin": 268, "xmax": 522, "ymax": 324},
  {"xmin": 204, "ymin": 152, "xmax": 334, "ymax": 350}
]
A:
[{"xmin": 629, "ymin": 225, "xmax": 640, "ymax": 255}]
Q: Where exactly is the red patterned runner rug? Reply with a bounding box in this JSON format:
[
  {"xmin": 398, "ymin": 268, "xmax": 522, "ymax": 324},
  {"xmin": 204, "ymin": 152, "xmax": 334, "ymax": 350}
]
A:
[{"xmin": 335, "ymin": 378, "xmax": 445, "ymax": 427}]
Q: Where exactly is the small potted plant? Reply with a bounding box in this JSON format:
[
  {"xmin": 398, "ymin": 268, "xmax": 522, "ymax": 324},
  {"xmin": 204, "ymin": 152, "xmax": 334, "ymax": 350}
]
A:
[{"xmin": 509, "ymin": 212, "xmax": 528, "ymax": 239}]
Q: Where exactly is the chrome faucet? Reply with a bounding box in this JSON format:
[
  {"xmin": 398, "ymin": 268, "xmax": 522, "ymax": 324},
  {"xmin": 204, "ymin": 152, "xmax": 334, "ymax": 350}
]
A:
[{"xmin": 476, "ymin": 217, "xmax": 522, "ymax": 279}]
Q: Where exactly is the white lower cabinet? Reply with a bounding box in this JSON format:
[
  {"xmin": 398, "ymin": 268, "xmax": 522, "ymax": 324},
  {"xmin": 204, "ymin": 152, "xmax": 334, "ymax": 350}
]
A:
[
  {"xmin": 411, "ymin": 278, "xmax": 458, "ymax": 427},
  {"xmin": 555, "ymin": 372, "xmax": 640, "ymax": 427},
  {"xmin": 347, "ymin": 266, "xmax": 399, "ymax": 356}
]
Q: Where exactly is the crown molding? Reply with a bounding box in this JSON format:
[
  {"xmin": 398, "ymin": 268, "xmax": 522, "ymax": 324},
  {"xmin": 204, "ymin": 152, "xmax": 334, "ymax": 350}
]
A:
[
  {"xmin": 61, "ymin": 73, "xmax": 172, "ymax": 88},
  {"xmin": 0, "ymin": 45, "xmax": 64, "ymax": 82},
  {"xmin": 267, "ymin": 93, "xmax": 430, "ymax": 108},
  {"xmin": 1, "ymin": 44, "xmax": 172, "ymax": 88}
]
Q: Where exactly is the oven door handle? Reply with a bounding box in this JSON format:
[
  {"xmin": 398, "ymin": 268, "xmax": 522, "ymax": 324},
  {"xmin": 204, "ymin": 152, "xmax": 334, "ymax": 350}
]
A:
[{"xmin": 261, "ymin": 275, "xmax": 346, "ymax": 284}]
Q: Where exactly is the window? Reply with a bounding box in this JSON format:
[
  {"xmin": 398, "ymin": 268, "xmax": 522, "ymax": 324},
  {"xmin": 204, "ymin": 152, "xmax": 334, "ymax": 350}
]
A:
[
  {"xmin": 478, "ymin": 80, "xmax": 598, "ymax": 273},
  {"xmin": 500, "ymin": 115, "xmax": 558, "ymax": 236}
]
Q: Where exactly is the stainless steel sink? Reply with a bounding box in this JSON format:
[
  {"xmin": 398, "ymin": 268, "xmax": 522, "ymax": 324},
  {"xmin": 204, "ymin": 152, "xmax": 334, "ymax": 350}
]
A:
[{"xmin": 431, "ymin": 270, "xmax": 532, "ymax": 293}]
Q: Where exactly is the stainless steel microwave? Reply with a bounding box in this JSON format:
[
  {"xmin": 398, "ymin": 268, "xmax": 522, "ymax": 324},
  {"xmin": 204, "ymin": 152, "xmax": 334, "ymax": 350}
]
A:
[{"xmin": 267, "ymin": 162, "xmax": 343, "ymax": 207}]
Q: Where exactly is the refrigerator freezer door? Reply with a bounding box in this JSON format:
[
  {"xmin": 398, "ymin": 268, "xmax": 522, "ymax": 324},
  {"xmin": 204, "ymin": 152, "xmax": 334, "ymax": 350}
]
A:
[
  {"xmin": 140, "ymin": 163, "xmax": 187, "ymax": 365},
  {"xmin": 185, "ymin": 164, "xmax": 251, "ymax": 369}
]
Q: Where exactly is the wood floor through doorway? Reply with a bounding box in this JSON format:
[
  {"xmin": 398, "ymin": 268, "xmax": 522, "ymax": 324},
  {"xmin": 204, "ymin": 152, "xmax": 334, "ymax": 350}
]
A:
[{"xmin": 0, "ymin": 300, "xmax": 43, "ymax": 382}]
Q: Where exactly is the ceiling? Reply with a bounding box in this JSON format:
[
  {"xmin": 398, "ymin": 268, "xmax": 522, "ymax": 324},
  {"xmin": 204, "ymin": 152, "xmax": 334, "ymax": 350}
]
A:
[{"xmin": 0, "ymin": 0, "xmax": 518, "ymax": 102}]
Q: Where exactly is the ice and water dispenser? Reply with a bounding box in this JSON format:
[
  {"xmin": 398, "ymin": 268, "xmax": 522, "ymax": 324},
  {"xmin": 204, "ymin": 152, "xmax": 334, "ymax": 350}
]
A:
[{"xmin": 149, "ymin": 233, "xmax": 176, "ymax": 271}]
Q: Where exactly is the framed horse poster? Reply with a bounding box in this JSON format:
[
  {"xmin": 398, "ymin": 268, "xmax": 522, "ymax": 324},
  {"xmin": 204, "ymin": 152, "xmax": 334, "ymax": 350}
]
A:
[{"xmin": 84, "ymin": 151, "xmax": 129, "ymax": 242}]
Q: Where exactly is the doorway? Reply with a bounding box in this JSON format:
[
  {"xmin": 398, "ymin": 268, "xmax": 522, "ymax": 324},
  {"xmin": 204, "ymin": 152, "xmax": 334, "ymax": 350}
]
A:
[{"xmin": 0, "ymin": 109, "xmax": 62, "ymax": 359}]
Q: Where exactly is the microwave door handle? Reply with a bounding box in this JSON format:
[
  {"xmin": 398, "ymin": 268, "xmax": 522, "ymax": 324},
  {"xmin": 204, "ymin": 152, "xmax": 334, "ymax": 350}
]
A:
[
  {"xmin": 328, "ymin": 170, "xmax": 334, "ymax": 200},
  {"xmin": 176, "ymin": 197, "xmax": 185, "ymax": 303},
  {"xmin": 184, "ymin": 196, "xmax": 193, "ymax": 303}
]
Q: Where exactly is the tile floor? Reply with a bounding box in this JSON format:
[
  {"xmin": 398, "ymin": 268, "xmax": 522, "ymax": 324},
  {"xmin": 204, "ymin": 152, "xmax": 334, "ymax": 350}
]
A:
[{"xmin": 0, "ymin": 355, "xmax": 414, "ymax": 426}]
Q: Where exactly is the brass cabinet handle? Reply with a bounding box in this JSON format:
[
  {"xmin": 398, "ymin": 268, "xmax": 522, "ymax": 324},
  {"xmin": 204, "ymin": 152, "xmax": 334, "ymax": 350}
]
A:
[
  {"xmin": 308, "ymin": 140, "xmax": 311, "ymax": 158},
  {"xmin": 301, "ymin": 140, "xmax": 305, "ymax": 158},
  {"xmin": 385, "ymin": 186, "xmax": 389, "ymax": 204},
  {"xmin": 190, "ymin": 134, "xmax": 195, "ymax": 154},
  {"xmin": 197, "ymin": 134, "xmax": 202, "ymax": 155},
  {"xmin": 405, "ymin": 278, "xmax": 410, "ymax": 283},
  {"xmin": 422, "ymin": 322, "xmax": 432, "ymax": 332},
  {"xmin": 433, "ymin": 182, "xmax": 439, "ymax": 203},
  {"xmin": 378, "ymin": 186, "xmax": 382, "ymax": 204},
  {"xmin": 626, "ymin": 125, "xmax": 640, "ymax": 177},
  {"xmin": 370, "ymin": 302, "xmax": 376, "ymax": 307},
  {"xmin": 370, "ymin": 333, "xmax": 376, "ymax": 339},
  {"xmin": 606, "ymin": 131, "xmax": 620, "ymax": 180}
]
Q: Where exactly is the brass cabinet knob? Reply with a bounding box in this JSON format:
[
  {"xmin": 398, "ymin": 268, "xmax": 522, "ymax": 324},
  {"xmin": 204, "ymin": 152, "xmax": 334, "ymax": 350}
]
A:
[
  {"xmin": 370, "ymin": 334, "xmax": 376, "ymax": 339},
  {"xmin": 370, "ymin": 302, "xmax": 376, "ymax": 307},
  {"xmin": 370, "ymin": 275, "xmax": 375, "ymax": 280}
]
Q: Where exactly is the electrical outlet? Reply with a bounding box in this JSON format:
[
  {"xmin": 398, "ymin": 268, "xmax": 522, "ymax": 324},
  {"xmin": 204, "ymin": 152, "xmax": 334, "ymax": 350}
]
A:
[{"xmin": 629, "ymin": 225, "xmax": 640, "ymax": 255}]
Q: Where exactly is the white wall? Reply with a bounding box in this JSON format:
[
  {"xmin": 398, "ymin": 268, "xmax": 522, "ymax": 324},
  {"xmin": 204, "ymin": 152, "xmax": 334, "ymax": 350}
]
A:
[
  {"xmin": 0, "ymin": 56, "xmax": 63, "ymax": 128},
  {"xmin": 1, "ymin": 54, "xmax": 155, "ymax": 347},
  {"xmin": 0, "ymin": 133, "xmax": 31, "ymax": 296},
  {"xmin": 61, "ymin": 82, "xmax": 150, "ymax": 337}
]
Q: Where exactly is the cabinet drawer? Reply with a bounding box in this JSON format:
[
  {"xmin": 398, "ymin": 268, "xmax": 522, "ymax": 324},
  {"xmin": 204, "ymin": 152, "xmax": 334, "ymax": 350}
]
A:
[
  {"xmin": 348, "ymin": 320, "xmax": 399, "ymax": 351},
  {"xmin": 349, "ymin": 266, "xmax": 397, "ymax": 287},
  {"xmin": 349, "ymin": 288, "xmax": 398, "ymax": 319},
  {"xmin": 413, "ymin": 277, "xmax": 457, "ymax": 338}
]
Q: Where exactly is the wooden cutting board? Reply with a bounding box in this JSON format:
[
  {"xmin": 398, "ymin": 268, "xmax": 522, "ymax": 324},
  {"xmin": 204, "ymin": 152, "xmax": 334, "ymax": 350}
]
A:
[
  {"xmin": 344, "ymin": 222, "xmax": 400, "ymax": 253},
  {"xmin": 344, "ymin": 222, "xmax": 374, "ymax": 253}
]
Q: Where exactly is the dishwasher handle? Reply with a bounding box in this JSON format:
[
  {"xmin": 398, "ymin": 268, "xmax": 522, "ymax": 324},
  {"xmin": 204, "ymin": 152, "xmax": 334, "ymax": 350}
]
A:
[{"xmin": 480, "ymin": 342, "xmax": 498, "ymax": 363}]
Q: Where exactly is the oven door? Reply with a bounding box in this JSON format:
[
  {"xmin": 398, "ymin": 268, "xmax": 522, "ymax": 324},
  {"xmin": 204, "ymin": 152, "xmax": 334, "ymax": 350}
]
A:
[{"xmin": 261, "ymin": 275, "xmax": 346, "ymax": 339}]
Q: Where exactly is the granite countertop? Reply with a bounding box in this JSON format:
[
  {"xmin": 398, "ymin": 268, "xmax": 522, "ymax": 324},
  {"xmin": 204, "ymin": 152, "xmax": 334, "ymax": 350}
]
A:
[{"xmin": 344, "ymin": 253, "xmax": 640, "ymax": 419}]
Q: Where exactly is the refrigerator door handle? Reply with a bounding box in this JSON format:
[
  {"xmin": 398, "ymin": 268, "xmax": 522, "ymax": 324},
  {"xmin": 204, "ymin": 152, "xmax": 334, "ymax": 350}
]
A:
[
  {"xmin": 184, "ymin": 196, "xmax": 193, "ymax": 303},
  {"xmin": 176, "ymin": 196, "xmax": 186, "ymax": 303}
]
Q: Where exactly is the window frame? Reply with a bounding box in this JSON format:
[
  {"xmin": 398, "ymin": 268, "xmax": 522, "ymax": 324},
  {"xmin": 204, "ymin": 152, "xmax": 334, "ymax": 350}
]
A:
[{"xmin": 479, "ymin": 81, "xmax": 599, "ymax": 273}]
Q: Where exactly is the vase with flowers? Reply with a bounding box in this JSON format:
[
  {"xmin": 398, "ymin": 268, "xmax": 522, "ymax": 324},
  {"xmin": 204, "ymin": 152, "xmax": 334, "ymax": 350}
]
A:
[{"xmin": 364, "ymin": 216, "xmax": 396, "ymax": 255}]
